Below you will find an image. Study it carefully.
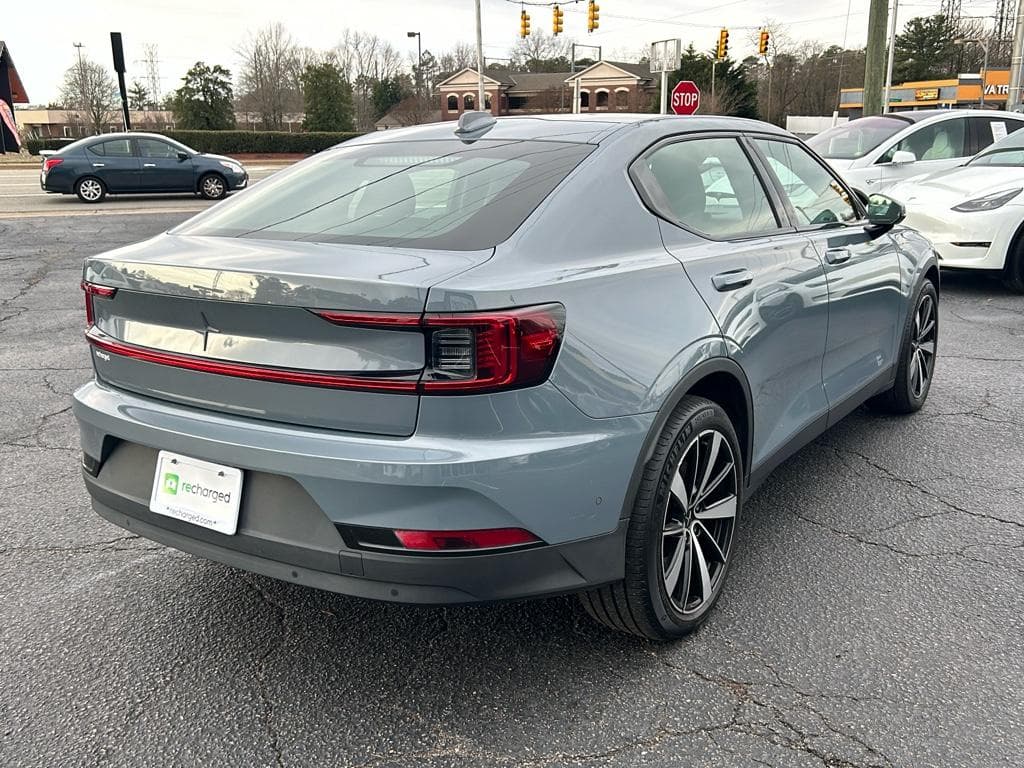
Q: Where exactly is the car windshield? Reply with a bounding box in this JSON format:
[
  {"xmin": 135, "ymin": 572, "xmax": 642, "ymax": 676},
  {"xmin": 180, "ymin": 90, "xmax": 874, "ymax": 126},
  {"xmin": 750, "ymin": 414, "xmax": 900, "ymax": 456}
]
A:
[
  {"xmin": 968, "ymin": 129, "xmax": 1024, "ymax": 167},
  {"xmin": 174, "ymin": 139, "xmax": 595, "ymax": 250},
  {"xmin": 806, "ymin": 116, "xmax": 911, "ymax": 159}
]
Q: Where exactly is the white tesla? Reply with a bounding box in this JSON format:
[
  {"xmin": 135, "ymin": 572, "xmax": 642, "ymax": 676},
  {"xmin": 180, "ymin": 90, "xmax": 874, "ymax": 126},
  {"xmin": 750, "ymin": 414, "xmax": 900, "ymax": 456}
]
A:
[
  {"xmin": 807, "ymin": 109, "xmax": 1024, "ymax": 193},
  {"xmin": 888, "ymin": 127, "xmax": 1024, "ymax": 292}
]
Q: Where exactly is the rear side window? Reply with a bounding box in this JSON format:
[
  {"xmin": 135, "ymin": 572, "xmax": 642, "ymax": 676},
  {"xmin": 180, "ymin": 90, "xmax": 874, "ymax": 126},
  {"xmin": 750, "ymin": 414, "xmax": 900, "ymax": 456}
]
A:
[
  {"xmin": 95, "ymin": 139, "xmax": 134, "ymax": 158},
  {"xmin": 637, "ymin": 137, "xmax": 779, "ymax": 239},
  {"xmin": 970, "ymin": 116, "xmax": 1024, "ymax": 153},
  {"xmin": 174, "ymin": 139, "xmax": 595, "ymax": 251}
]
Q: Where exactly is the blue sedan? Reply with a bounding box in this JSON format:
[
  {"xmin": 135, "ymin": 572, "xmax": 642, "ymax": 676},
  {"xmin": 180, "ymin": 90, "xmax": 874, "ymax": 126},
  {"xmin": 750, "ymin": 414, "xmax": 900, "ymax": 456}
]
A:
[{"xmin": 40, "ymin": 132, "xmax": 248, "ymax": 203}]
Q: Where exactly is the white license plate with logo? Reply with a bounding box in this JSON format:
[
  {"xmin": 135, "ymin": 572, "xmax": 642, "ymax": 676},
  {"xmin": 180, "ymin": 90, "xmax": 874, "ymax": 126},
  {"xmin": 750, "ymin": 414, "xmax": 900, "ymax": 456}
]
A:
[{"xmin": 149, "ymin": 451, "xmax": 243, "ymax": 535}]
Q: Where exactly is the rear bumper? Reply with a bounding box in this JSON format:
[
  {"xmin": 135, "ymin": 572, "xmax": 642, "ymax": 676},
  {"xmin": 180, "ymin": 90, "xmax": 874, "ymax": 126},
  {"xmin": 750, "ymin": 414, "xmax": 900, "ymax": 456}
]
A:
[{"xmin": 73, "ymin": 380, "xmax": 651, "ymax": 603}]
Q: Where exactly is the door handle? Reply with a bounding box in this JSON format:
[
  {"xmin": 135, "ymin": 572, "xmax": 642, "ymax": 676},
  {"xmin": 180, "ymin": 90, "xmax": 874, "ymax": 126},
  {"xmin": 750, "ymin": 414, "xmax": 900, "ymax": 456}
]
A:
[
  {"xmin": 824, "ymin": 248, "xmax": 852, "ymax": 265},
  {"xmin": 143, "ymin": 163, "xmax": 157, "ymax": 167},
  {"xmin": 712, "ymin": 269, "xmax": 754, "ymax": 292},
  {"xmin": 92, "ymin": 163, "xmax": 105, "ymax": 167}
]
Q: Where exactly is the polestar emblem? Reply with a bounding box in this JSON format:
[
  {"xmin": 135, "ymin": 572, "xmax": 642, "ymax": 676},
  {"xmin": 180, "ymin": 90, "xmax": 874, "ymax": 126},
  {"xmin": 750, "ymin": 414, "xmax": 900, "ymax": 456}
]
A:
[{"xmin": 200, "ymin": 312, "xmax": 220, "ymax": 352}]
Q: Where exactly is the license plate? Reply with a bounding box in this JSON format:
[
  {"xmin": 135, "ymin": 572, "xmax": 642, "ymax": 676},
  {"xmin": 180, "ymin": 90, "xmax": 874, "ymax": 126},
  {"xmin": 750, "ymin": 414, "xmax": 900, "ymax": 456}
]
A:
[{"xmin": 149, "ymin": 451, "xmax": 243, "ymax": 535}]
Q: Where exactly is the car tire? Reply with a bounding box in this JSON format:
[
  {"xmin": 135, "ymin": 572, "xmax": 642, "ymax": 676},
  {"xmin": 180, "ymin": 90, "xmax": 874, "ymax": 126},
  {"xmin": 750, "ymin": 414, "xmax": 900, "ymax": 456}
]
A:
[
  {"xmin": 1004, "ymin": 241, "xmax": 1024, "ymax": 293},
  {"xmin": 198, "ymin": 173, "xmax": 228, "ymax": 200},
  {"xmin": 868, "ymin": 279, "xmax": 938, "ymax": 414},
  {"xmin": 75, "ymin": 177, "xmax": 106, "ymax": 204},
  {"xmin": 580, "ymin": 396, "xmax": 743, "ymax": 641}
]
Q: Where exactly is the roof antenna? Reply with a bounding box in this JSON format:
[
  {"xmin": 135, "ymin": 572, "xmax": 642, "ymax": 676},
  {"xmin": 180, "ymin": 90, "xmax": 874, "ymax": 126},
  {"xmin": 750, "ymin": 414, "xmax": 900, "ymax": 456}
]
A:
[{"xmin": 455, "ymin": 111, "xmax": 497, "ymax": 138}]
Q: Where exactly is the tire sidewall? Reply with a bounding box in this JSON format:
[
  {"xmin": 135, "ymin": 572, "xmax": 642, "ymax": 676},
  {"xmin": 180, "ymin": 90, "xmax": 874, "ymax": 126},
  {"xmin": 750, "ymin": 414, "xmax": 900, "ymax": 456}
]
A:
[
  {"xmin": 75, "ymin": 177, "xmax": 105, "ymax": 204},
  {"xmin": 644, "ymin": 402, "xmax": 743, "ymax": 636}
]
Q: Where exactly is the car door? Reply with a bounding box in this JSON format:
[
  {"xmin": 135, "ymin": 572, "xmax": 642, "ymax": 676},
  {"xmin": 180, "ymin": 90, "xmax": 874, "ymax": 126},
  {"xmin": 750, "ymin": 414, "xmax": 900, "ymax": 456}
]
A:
[
  {"xmin": 86, "ymin": 138, "xmax": 140, "ymax": 192},
  {"xmin": 135, "ymin": 138, "xmax": 195, "ymax": 192},
  {"xmin": 871, "ymin": 116, "xmax": 969, "ymax": 190},
  {"xmin": 752, "ymin": 137, "xmax": 903, "ymax": 422},
  {"xmin": 636, "ymin": 134, "xmax": 831, "ymax": 470}
]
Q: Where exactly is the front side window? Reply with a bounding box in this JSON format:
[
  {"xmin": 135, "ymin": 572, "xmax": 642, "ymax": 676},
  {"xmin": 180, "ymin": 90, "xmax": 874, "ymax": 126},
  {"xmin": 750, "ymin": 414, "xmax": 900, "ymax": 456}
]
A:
[
  {"xmin": 878, "ymin": 118, "xmax": 966, "ymax": 163},
  {"xmin": 173, "ymin": 139, "xmax": 595, "ymax": 251},
  {"xmin": 755, "ymin": 139, "xmax": 858, "ymax": 228},
  {"xmin": 137, "ymin": 138, "xmax": 179, "ymax": 158},
  {"xmin": 639, "ymin": 137, "xmax": 778, "ymax": 239}
]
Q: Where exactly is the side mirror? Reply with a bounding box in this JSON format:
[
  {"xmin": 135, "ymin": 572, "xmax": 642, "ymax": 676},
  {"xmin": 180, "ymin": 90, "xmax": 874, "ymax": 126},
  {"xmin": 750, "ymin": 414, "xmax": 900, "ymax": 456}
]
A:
[
  {"xmin": 865, "ymin": 193, "xmax": 905, "ymax": 235},
  {"xmin": 852, "ymin": 187, "xmax": 871, "ymax": 207},
  {"xmin": 176, "ymin": 151, "xmax": 189, "ymax": 161},
  {"xmin": 890, "ymin": 150, "xmax": 917, "ymax": 165}
]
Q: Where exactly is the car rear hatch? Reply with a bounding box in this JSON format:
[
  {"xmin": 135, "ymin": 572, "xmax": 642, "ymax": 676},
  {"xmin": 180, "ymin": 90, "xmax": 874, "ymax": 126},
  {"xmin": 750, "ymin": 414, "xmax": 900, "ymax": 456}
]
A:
[{"xmin": 84, "ymin": 234, "xmax": 492, "ymax": 436}]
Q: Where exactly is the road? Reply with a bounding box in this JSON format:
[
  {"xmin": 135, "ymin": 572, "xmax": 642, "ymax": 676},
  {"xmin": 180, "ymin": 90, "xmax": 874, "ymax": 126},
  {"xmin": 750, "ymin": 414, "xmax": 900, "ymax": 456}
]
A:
[
  {"xmin": 1, "ymin": 212, "xmax": 1022, "ymax": 767},
  {"xmin": 0, "ymin": 165, "xmax": 283, "ymax": 217}
]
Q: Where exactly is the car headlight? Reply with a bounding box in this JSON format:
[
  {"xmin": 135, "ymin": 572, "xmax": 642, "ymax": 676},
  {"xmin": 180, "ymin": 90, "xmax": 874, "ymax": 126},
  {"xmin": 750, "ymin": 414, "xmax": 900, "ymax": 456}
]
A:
[
  {"xmin": 219, "ymin": 160, "xmax": 244, "ymax": 174},
  {"xmin": 951, "ymin": 188, "xmax": 1022, "ymax": 212}
]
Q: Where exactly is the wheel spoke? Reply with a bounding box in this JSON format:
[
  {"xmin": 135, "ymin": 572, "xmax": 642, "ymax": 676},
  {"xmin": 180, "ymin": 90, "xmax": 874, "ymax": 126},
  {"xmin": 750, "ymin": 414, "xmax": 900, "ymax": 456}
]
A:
[
  {"xmin": 693, "ymin": 462, "xmax": 734, "ymax": 508},
  {"xmin": 918, "ymin": 319, "xmax": 935, "ymax": 341},
  {"xmin": 694, "ymin": 521, "xmax": 726, "ymax": 563},
  {"xmin": 919, "ymin": 340, "xmax": 936, "ymax": 357},
  {"xmin": 695, "ymin": 493, "xmax": 737, "ymax": 521},
  {"xmin": 663, "ymin": 536, "xmax": 687, "ymax": 598},
  {"xmin": 910, "ymin": 352, "xmax": 921, "ymax": 393},
  {"xmin": 670, "ymin": 470, "xmax": 689, "ymax": 514},
  {"xmin": 690, "ymin": 528, "xmax": 713, "ymax": 607},
  {"xmin": 695, "ymin": 432, "xmax": 722, "ymax": 502},
  {"xmin": 918, "ymin": 349, "xmax": 930, "ymax": 389},
  {"xmin": 663, "ymin": 519, "xmax": 687, "ymax": 538}
]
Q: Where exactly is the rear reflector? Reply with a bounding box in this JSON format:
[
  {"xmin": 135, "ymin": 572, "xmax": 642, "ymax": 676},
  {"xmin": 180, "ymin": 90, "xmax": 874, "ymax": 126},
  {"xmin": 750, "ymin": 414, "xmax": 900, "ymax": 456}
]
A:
[{"xmin": 393, "ymin": 527, "xmax": 541, "ymax": 551}]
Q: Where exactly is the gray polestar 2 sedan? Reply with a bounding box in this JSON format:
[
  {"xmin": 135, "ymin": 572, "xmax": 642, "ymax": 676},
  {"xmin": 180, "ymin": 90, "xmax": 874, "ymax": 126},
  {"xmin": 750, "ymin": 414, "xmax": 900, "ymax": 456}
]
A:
[{"xmin": 73, "ymin": 112, "xmax": 939, "ymax": 640}]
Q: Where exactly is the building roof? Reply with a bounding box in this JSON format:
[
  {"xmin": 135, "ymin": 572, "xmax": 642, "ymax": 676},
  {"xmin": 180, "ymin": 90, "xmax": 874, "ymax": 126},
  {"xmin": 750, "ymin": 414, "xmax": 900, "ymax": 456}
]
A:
[
  {"xmin": 0, "ymin": 41, "xmax": 29, "ymax": 103},
  {"xmin": 438, "ymin": 62, "xmax": 655, "ymax": 96},
  {"xmin": 506, "ymin": 72, "xmax": 570, "ymax": 92}
]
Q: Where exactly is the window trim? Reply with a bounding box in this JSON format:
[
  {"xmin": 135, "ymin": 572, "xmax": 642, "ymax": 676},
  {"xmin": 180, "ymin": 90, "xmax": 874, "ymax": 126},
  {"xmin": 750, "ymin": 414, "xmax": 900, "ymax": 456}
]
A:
[
  {"xmin": 744, "ymin": 134, "xmax": 868, "ymax": 234},
  {"xmin": 628, "ymin": 130, "xmax": 793, "ymax": 243}
]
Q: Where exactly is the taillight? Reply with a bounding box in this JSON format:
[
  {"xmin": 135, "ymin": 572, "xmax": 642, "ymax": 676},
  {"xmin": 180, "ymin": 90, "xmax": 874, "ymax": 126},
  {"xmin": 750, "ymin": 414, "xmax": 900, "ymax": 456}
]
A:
[
  {"xmin": 43, "ymin": 157, "xmax": 63, "ymax": 173},
  {"xmin": 421, "ymin": 304, "xmax": 565, "ymax": 393},
  {"xmin": 81, "ymin": 281, "xmax": 116, "ymax": 327},
  {"xmin": 393, "ymin": 527, "xmax": 541, "ymax": 551}
]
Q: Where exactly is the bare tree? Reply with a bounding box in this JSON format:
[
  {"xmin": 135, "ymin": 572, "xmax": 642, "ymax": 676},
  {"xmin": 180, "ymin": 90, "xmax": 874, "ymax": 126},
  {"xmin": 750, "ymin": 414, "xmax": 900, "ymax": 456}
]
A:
[
  {"xmin": 388, "ymin": 95, "xmax": 440, "ymax": 126},
  {"xmin": 59, "ymin": 55, "xmax": 118, "ymax": 135},
  {"xmin": 511, "ymin": 31, "xmax": 572, "ymax": 71},
  {"xmin": 236, "ymin": 22, "xmax": 301, "ymax": 130},
  {"xmin": 333, "ymin": 30, "xmax": 405, "ymax": 131}
]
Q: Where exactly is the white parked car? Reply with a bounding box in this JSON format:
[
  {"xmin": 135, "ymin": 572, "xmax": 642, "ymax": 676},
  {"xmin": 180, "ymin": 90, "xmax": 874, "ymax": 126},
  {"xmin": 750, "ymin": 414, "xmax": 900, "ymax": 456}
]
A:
[
  {"xmin": 807, "ymin": 109, "xmax": 1024, "ymax": 193},
  {"xmin": 888, "ymin": 127, "xmax": 1024, "ymax": 291}
]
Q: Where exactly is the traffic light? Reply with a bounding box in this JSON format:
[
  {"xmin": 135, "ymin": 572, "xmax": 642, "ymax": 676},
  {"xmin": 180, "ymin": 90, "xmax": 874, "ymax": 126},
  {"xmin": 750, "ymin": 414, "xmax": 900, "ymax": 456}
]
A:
[
  {"xmin": 587, "ymin": 1, "xmax": 600, "ymax": 33},
  {"xmin": 758, "ymin": 29, "xmax": 770, "ymax": 56},
  {"xmin": 520, "ymin": 9, "xmax": 530, "ymax": 38},
  {"xmin": 716, "ymin": 28, "xmax": 729, "ymax": 60},
  {"xmin": 553, "ymin": 5, "xmax": 564, "ymax": 35}
]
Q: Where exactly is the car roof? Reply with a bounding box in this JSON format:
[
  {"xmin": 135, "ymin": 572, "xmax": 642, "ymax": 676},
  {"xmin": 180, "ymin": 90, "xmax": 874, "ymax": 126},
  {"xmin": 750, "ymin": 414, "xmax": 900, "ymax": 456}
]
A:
[
  {"xmin": 884, "ymin": 108, "xmax": 1020, "ymax": 124},
  {"xmin": 349, "ymin": 113, "xmax": 792, "ymax": 146}
]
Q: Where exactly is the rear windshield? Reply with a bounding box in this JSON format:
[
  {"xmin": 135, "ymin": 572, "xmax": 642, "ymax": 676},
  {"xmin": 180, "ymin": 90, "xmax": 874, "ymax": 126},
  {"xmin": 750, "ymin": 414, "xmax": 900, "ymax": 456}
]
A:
[
  {"xmin": 806, "ymin": 116, "xmax": 911, "ymax": 160},
  {"xmin": 174, "ymin": 139, "xmax": 595, "ymax": 250}
]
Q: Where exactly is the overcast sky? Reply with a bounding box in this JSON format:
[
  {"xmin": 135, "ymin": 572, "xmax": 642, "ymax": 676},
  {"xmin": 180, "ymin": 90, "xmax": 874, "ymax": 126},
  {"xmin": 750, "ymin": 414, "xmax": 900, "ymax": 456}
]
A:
[{"xmin": 4, "ymin": 0, "xmax": 997, "ymax": 105}]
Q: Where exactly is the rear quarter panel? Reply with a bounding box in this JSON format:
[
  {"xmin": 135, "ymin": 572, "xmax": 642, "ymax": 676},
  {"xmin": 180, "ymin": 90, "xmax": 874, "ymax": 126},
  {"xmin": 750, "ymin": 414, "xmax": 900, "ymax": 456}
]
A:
[{"xmin": 425, "ymin": 128, "xmax": 723, "ymax": 419}]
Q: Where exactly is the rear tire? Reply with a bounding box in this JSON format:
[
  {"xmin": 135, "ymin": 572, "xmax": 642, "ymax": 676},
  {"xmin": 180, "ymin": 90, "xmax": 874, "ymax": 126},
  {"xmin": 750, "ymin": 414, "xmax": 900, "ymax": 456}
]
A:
[
  {"xmin": 75, "ymin": 177, "xmax": 106, "ymax": 204},
  {"xmin": 198, "ymin": 173, "xmax": 227, "ymax": 200},
  {"xmin": 869, "ymin": 279, "xmax": 938, "ymax": 414},
  {"xmin": 580, "ymin": 396, "xmax": 743, "ymax": 641}
]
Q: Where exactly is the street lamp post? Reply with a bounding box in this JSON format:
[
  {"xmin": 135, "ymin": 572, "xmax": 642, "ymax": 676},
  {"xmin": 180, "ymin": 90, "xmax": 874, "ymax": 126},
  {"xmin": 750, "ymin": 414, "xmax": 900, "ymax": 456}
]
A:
[
  {"xmin": 407, "ymin": 31, "xmax": 422, "ymax": 96},
  {"xmin": 955, "ymin": 38, "xmax": 991, "ymax": 108}
]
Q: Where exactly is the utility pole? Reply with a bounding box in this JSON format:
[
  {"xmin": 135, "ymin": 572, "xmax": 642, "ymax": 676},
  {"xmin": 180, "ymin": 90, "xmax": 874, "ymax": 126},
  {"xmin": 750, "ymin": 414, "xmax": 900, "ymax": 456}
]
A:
[
  {"xmin": 882, "ymin": 0, "xmax": 899, "ymax": 113},
  {"xmin": 1009, "ymin": 4, "xmax": 1024, "ymax": 111},
  {"xmin": 863, "ymin": 0, "xmax": 889, "ymax": 116},
  {"xmin": 474, "ymin": 0, "xmax": 485, "ymax": 110}
]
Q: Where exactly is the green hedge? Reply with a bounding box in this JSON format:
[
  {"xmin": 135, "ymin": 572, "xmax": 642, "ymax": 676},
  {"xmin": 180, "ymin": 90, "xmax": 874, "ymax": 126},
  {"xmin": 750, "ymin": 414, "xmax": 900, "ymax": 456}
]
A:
[
  {"xmin": 25, "ymin": 131, "xmax": 362, "ymax": 156},
  {"xmin": 164, "ymin": 130, "xmax": 362, "ymax": 155}
]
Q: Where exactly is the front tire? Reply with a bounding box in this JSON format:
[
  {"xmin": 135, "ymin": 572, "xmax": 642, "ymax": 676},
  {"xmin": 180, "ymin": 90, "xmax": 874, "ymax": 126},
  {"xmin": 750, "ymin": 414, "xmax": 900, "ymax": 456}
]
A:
[
  {"xmin": 580, "ymin": 396, "xmax": 742, "ymax": 641},
  {"xmin": 75, "ymin": 177, "xmax": 106, "ymax": 204},
  {"xmin": 869, "ymin": 280, "xmax": 938, "ymax": 414},
  {"xmin": 1004, "ymin": 240, "xmax": 1024, "ymax": 293},
  {"xmin": 198, "ymin": 173, "xmax": 227, "ymax": 200}
]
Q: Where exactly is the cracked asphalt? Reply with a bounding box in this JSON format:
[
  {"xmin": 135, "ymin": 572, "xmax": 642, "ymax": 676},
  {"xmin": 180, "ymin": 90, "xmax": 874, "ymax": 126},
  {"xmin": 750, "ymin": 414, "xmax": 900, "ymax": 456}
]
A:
[{"xmin": 1, "ymin": 213, "xmax": 1022, "ymax": 768}]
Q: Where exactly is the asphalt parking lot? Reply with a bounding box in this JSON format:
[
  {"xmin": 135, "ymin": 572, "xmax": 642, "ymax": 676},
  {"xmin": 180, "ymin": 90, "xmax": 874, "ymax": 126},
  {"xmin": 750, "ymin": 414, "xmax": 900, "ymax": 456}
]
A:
[{"xmin": 1, "ymin": 209, "xmax": 1022, "ymax": 768}]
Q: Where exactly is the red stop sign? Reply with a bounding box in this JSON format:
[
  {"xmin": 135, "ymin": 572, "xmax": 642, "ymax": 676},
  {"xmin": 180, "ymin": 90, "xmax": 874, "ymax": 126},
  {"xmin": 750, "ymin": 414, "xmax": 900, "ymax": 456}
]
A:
[{"xmin": 671, "ymin": 81, "xmax": 701, "ymax": 115}]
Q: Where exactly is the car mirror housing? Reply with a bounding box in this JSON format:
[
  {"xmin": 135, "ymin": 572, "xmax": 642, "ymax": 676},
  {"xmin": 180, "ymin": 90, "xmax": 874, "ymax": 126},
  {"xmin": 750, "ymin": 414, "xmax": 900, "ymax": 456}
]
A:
[
  {"xmin": 891, "ymin": 150, "xmax": 917, "ymax": 165},
  {"xmin": 865, "ymin": 193, "xmax": 906, "ymax": 234},
  {"xmin": 176, "ymin": 151, "xmax": 189, "ymax": 162}
]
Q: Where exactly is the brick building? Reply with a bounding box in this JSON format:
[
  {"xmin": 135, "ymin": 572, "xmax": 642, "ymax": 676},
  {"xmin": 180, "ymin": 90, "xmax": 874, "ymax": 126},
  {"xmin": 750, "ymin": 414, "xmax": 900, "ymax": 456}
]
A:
[{"xmin": 436, "ymin": 61, "xmax": 657, "ymax": 120}]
